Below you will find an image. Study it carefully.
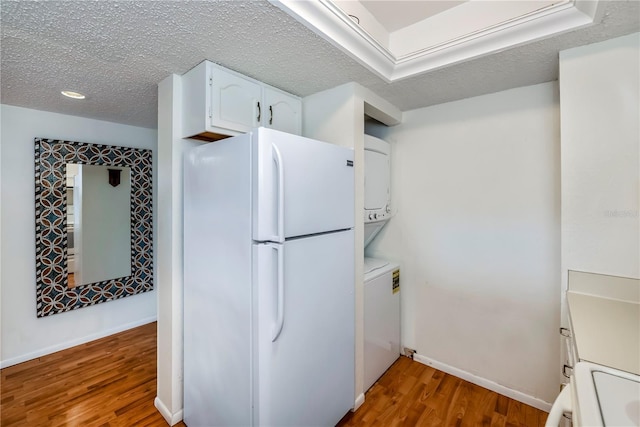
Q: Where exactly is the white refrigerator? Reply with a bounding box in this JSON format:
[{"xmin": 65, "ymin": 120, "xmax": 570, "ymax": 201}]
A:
[{"xmin": 183, "ymin": 127, "xmax": 355, "ymax": 427}]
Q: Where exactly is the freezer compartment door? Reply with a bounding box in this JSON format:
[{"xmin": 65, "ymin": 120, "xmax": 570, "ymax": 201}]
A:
[
  {"xmin": 253, "ymin": 230, "xmax": 355, "ymax": 426},
  {"xmin": 252, "ymin": 127, "xmax": 354, "ymax": 242}
]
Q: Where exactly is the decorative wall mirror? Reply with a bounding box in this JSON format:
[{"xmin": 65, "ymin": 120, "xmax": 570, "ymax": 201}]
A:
[{"xmin": 34, "ymin": 138, "xmax": 153, "ymax": 317}]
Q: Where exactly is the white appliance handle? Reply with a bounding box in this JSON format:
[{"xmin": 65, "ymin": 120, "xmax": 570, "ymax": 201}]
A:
[
  {"xmin": 545, "ymin": 384, "xmax": 572, "ymax": 427},
  {"xmin": 271, "ymin": 243, "xmax": 285, "ymax": 342},
  {"xmin": 272, "ymin": 144, "xmax": 285, "ymax": 243}
]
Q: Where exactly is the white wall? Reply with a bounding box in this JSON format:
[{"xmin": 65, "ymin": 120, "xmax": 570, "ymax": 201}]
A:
[
  {"xmin": 0, "ymin": 104, "xmax": 157, "ymax": 367},
  {"xmin": 303, "ymin": 82, "xmax": 402, "ymax": 411},
  {"xmin": 367, "ymin": 82, "xmax": 561, "ymax": 406},
  {"xmin": 560, "ymin": 32, "xmax": 639, "ymax": 290},
  {"xmin": 155, "ymin": 74, "xmax": 202, "ymax": 426}
]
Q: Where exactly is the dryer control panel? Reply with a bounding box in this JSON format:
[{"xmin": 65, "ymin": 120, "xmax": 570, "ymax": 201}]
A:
[{"xmin": 364, "ymin": 207, "xmax": 391, "ymax": 222}]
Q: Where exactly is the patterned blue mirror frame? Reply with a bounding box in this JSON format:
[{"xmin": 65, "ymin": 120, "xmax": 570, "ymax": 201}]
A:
[{"xmin": 34, "ymin": 138, "xmax": 153, "ymax": 317}]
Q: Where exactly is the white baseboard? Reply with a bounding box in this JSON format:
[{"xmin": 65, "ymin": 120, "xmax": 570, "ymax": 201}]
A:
[
  {"xmin": 413, "ymin": 354, "xmax": 552, "ymax": 412},
  {"xmin": 0, "ymin": 316, "xmax": 157, "ymax": 369},
  {"xmin": 353, "ymin": 392, "xmax": 365, "ymax": 411},
  {"xmin": 154, "ymin": 396, "xmax": 184, "ymax": 426}
]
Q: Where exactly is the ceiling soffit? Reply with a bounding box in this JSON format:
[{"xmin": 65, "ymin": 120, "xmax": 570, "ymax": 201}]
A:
[{"xmin": 271, "ymin": 0, "xmax": 604, "ymax": 82}]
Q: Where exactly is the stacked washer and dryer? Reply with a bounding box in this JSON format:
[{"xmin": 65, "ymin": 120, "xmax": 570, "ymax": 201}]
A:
[{"xmin": 363, "ymin": 134, "xmax": 401, "ymax": 392}]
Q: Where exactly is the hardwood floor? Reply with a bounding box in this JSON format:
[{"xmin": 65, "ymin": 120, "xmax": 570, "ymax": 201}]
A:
[
  {"xmin": 1, "ymin": 323, "xmax": 547, "ymax": 427},
  {"xmin": 337, "ymin": 357, "xmax": 548, "ymax": 427},
  {"xmin": 0, "ymin": 322, "xmax": 184, "ymax": 427}
]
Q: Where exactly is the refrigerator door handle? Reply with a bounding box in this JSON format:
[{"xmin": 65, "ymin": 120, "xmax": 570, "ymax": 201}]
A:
[
  {"xmin": 272, "ymin": 144, "xmax": 285, "ymax": 244},
  {"xmin": 271, "ymin": 243, "xmax": 285, "ymax": 342}
]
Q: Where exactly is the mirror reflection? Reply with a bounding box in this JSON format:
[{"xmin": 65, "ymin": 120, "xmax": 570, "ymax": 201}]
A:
[{"xmin": 66, "ymin": 164, "xmax": 132, "ymax": 288}]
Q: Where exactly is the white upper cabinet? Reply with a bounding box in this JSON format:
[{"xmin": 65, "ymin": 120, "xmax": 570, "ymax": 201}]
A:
[
  {"xmin": 182, "ymin": 61, "xmax": 301, "ymax": 141},
  {"xmin": 210, "ymin": 66, "xmax": 262, "ymax": 134},
  {"xmin": 263, "ymin": 86, "xmax": 302, "ymax": 135}
]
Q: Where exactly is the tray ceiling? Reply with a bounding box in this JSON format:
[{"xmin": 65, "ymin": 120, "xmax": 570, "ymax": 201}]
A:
[
  {"xmin": 1, "ymin": 1, "xmax": 638, "ymax": 129},
  {"xmin": 273, "ymin": 0, "xmax": 605, "ymax": 81},
  {"xmin": 360, "ymin": 1, "xmax": 466, "ymax": 33}
]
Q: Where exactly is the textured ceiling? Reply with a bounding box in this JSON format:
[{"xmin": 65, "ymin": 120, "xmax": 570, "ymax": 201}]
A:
[{"xmin": 1, "ymin": 0, "xmax": 638, "ymax": 129}]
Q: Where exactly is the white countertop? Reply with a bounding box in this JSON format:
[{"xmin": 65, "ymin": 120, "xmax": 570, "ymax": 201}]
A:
[{"xmin": 567, "ymin": 290, "xmax": 640, "ymax": 375}]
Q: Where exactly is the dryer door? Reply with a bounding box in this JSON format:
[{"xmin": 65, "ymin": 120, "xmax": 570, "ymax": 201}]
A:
[{"xmin": 364, "ymin": 148, "xmax": 389, "ymax": 217}]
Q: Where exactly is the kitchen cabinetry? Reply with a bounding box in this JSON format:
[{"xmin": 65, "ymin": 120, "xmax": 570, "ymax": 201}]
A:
[
  {"xmin": 559, "ymin": 327, "xmax": 576, "ymax": 383},
  {"xmin": 181, "ymin": 61, "xmax": 301, "ymax": 141},
  {"xmin": 263, "ymin": 86, "xmax": 301, "ymax": 135},
  {"xmin": 209, "ymin": 66, "xmax": 262, "ymax": 135}
]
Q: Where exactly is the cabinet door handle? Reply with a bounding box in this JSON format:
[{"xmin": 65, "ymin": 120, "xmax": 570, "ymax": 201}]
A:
[
  {"xmin": 559, "ymin": 327, "xmax": 571, "ymax": 337},
  {"xmin": 257, "ymin": 101, "xmax": 261, "ymax": 123},
  {"xmin": 562, "ymin": 364, "xmax": 573, "ymax": 378},
  {"xmin": 269, "ymin": 105, "xmax": 273, "ymax": 125}
]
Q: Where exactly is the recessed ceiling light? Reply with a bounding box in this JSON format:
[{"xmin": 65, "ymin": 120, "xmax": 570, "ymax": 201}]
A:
[{"xmin": 61, "ymin": 90, "xmax": 86, "ymax": 100}]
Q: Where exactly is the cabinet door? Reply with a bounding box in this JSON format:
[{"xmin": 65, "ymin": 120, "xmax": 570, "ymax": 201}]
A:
[
  {"xmin": 210, "ymin": 67, "xmax": 262, "ymax": 133},
  {"xmin": 263, "ymin": 86, "xmax": 301, "ymax": 135}
]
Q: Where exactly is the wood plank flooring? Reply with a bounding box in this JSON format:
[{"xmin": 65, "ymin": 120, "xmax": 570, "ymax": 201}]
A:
[
  {"xmin": 337, "ymin": 356, "xmax": 548, "ymax": 427},
  {"xmin": 2, "ymin": 322, "xmax": 547, "ymax": 426},
  {"xmin": 0, "ymin": 322, "xmax": 185, "ymax": 427}
]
